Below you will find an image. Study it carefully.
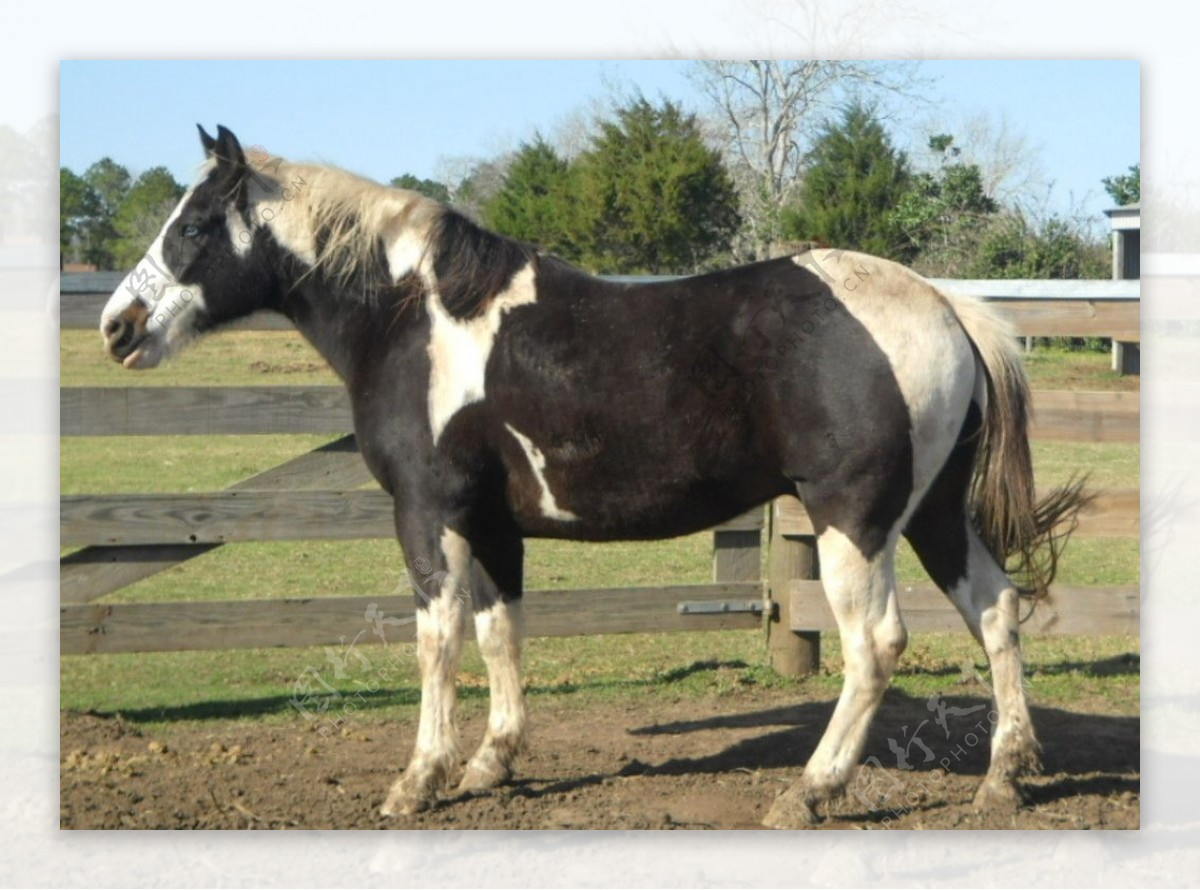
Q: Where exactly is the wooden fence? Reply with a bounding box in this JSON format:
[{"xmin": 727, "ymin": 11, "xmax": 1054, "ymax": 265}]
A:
[{"xmin": 59, "ymin": 276, "xmax": 1140, "ymax": 673}]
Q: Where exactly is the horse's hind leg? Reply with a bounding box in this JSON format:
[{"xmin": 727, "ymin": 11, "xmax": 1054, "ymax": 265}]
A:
[
  {"xmin": 904, "ymin": 419, "xmax": 1040, "ymax": 810},
  {"xmin": 764, "ymin": 513, "xmax": 908, "ymax": 828}
]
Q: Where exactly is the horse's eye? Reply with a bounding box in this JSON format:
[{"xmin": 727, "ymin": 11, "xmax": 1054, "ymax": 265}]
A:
[{"xmin": 182, "ymin": 224, "xmax": 201, "ymax": 239}]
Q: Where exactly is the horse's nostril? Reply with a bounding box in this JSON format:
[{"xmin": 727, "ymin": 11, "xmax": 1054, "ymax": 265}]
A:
[{"xmin": 103, "ymin": 318, "xmax": 123, "ymax": 339}]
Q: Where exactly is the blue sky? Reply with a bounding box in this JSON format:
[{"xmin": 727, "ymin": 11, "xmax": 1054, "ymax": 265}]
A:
[{"xmin": 59, "ymin": 59, "xmax": 1139, "ymax": 226}]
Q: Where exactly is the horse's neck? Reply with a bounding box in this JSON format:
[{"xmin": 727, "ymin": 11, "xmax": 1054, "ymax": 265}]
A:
[{"xmin": 279, "ymin": 277, "xmax": 407, "ymax": 384}]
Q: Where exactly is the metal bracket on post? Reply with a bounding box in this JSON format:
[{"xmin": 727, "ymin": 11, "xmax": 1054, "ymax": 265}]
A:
[{"xmin": 677, "ymin": 600, "xmax": 774, "ymax": 617}]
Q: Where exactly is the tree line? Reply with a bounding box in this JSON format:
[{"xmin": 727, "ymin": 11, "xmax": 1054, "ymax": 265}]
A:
[{"xmin": 61, "ymin": 61, "xmax": 1138, "ymax": 281}]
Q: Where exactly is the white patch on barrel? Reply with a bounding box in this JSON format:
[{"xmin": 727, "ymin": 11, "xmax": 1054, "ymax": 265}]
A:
[
  {"xmin": 426, "ymin": 262, "xmax": 537, "ymax": 443},
  {"xmin": 505, "ymin": 424, "xmax": 578, "ymax": 522}
]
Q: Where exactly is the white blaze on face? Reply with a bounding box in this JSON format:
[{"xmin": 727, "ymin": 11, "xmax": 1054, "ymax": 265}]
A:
[
  {"xmin": 100, "ymin": 163, "xmax": 214, "ymax": 369},
  {"xmin": 426, "ymin": 262, "xmax": 537, "ymax": 442}
]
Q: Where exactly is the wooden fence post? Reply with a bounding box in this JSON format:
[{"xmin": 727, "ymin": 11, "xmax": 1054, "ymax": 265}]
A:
[
  {"xmin": 712, "ymin": 521, "xmax": 762, "ymax": 589},
  {"xmin": 767, "ymin": 498, "xmax": 821, "ymax": 676}
]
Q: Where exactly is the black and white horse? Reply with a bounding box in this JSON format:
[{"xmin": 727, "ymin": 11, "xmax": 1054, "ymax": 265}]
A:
[{"xmin": 100, "ymin": 126, "xmax": 1085, "ymax": 827}]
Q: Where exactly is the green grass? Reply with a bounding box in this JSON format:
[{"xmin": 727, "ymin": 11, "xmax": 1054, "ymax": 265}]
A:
[
  {"xmin": 60, "ymin": 332, "xmax": 1140, "ymax": 719},
  {"xmin": 1022, "ymin": 344, "xmax": 1139, "ymax": 392},
  {"xmin": 61, "ymin": 329, "xmax": 338, "ymax": 388},
  {"xmin": 59, "ymin": 629, "xmax": 1139, "ymax": 732}
]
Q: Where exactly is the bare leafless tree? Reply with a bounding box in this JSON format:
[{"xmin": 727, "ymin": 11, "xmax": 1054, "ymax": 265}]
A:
[{"xmin": 691, "ymin": 59, "xmax": 925, "ymax": 261}]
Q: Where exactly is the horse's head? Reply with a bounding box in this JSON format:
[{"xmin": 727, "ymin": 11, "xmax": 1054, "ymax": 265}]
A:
[{"xmin": 100, "ymin": 125, "xmax": 280, "ymax": 368}]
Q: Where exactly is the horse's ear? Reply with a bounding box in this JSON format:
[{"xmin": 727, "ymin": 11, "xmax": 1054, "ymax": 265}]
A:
[
  {"xmin": 198, "ymin": 124, "xmax": 217, "ymax": 156},
  {"xmin": 211, "ymin": 125, "xmax": 248, "ymax": 207},
  {"xmin": 213, "ymin": 125, "xmax": 246, "ymax": 172}
]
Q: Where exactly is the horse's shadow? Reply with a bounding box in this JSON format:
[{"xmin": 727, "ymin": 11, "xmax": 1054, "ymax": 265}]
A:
[{"xmin": 505, "ymin": 687, "xmax": 1139, "ymax": 810}]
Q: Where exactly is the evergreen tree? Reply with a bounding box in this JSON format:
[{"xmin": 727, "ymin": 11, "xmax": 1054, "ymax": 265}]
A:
[
  {"xmin": 112, "ymin": 166, "xmax": 184, "ymax": 269},
  {"xmin": 573, "ymin": 97, "xmax": 740, "ymax": 274},
  {"xmin": 1102, "ymin": 163, "xmax": 1140, "ymax": 206},
  {"xmin": 76, "ymin": 157, "xmax": 132, "ymax": 268},
  {"xmin": 389, "ymin": 174, "xmax": 451, "ymax": 204},
  {"xmin": 482, "ymin": 137, "xmax": 577, "ymax": 259},
  {"xmin": 784, "ymin": 103, "xmax": 912, "ymax": 260},
  {"xmin": 60, "ymin": 167, "xmax": 101, "ymax": 265}
]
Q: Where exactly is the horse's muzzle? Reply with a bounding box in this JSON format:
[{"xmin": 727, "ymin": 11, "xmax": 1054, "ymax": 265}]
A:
[{"xmin": 101, "ymin": 299, "xmax": 153, "ymax": 367}]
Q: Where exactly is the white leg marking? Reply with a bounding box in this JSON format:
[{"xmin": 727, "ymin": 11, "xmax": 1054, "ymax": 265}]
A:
[
  {"xmin": 945, "ymin": 528, "xmax": 1040, "ymax": 806},
  {"xmin": 426, "ymin": 263, "xmax": 537, "ymax": 442},
  {"xmin": 805, "ymin": 526, "xmax": 907, "ymax": 783},
  {"xmin": 764, "ymin": 524, "xmax": 906, "ymax": 828},
  {"xmin": 460, "ymin": 599, "xmax": 527, "ymax": 791},
  {"xmin": 504, "ymin": 424, "xmax": 578, "ymax": 521},
  {"xmin": 381, "ymin": 528, "xmax": 470, "ymax": 816}
]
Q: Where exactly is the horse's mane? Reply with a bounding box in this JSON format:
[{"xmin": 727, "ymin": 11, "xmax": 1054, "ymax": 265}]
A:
[{"xmin": 263, "ymin": 160, "xmax": 536, "ymax": 317}]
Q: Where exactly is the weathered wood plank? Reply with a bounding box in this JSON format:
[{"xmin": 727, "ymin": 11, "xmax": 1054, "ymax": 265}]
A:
[
  {"xmin": 61, "ymin": 481, "xmax": 1140, "ymax": 552},
  {"xmin": 790, "ymin": 581, "xmax": 1139, "ymax": 636},
  {"xmin": 1030, "ymin": 390, "xmax": 1140, "ymax": 443},
  {"xmin": 927, "ymin": 279, "xmax": 1139, "ymax": 301},
  {"xmin": 987, "ymin": 300, "xmax": 1139, "ymax": 341},
  {"xmin": 60, "ymin": 582, "xmax": 764, "ymax": 654},
  {"xmin": 774, "ymin": 496, "xmax": 814, "ymax": 537},
  {"xmin": 60, "ymin": 436, "xmax": 374, "ymax": 602},
  {"xmin": 60, "ymin": 386, "xmax": 1140, "ymax": 442},
  {"xmin": 61, "ymin": 489, "xmax": 394, "ymax": 547},
  {"xmin": 713, "ymin": 528, "xmax": 763, "ymax": 586},
  {"xmin": 1075, "ymin": 489, "xmax": 1140, "ymax": 538},
  {"xmin": 774, "ymin": 489, "xmax": 1140, "ymax": 539},
  {"xmin": 767, "ymin": 499, "xmax": 820, "ymax": 676},
  {"xmin": 61, "ymin": 543, "xmax": 220, "ymax": 605},
  {"xmin": 713, "ymin": 508, "xmax": 765, "ymax": 533},
  {"xmin": 61, "ymin": 490, "xmax": 762, "ymax": 549},
  {"xmin": 61, "ymin": 386, "xmax": 353, "ymax": 436}
]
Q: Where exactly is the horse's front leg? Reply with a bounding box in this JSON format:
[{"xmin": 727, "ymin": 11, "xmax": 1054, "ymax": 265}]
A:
[
  {"xmin": 381, "ymin": 514, "xmax": 526, "ymax": 815},
  {"xmin": 381, "ymin": 519, "xmax": 470, "ymax": 816},
  {"xmin": 458, "ymin": 527, "xmax": 527, "ymax": 792}
]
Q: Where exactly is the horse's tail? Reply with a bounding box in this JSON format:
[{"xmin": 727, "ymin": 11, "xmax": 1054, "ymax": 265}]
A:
[{"xmin": 941, "ymin": 290, "xmax": 1091, "ymax": 598}]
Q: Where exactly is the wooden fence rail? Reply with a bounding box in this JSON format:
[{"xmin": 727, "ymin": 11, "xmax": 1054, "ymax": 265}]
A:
[
  {"xmin": 59, "ymin": 277, "xmax": 1142, "ymax": 340},
  {"xmin": 59, "ymin": 275, "xmax": 1140, "ymax": 670},
  {"xmin": 60, "ymin": 385, "xmax": 1141, "ymax": 442}
]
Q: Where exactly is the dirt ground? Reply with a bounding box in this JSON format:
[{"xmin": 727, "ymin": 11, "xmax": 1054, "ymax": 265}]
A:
[{"xmin": 60, "ymin": 686, "xmax": 1139, "ymax": 830}]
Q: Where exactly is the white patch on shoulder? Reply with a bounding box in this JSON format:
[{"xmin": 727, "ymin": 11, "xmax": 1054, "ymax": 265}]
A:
[
  {"xmin": 426, "ymin": 262, "xmax": 537, "ymax": 442},
  {"xmin": 386, "ymin": 229, "xmax": 431, "ymax": 282},
  {"xmin": 504, "ymin": 424, "xmax": 578, "ymax": 522}
]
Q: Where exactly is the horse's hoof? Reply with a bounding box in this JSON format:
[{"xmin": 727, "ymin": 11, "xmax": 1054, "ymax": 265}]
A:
[
  {"xmin": 457, "ymin": 758, "xmax": 512, "ymax": 793},
  {"xmin": 380, "ymin": 778, "xmax": 435, "ymax": 817},
  {"xmin": 762, "ymin": 787, "xmax": 823, "ymax": 829},
  {"xmin": 972, "ymin": 775, "xmax": 1024, "ymax": 813}
]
